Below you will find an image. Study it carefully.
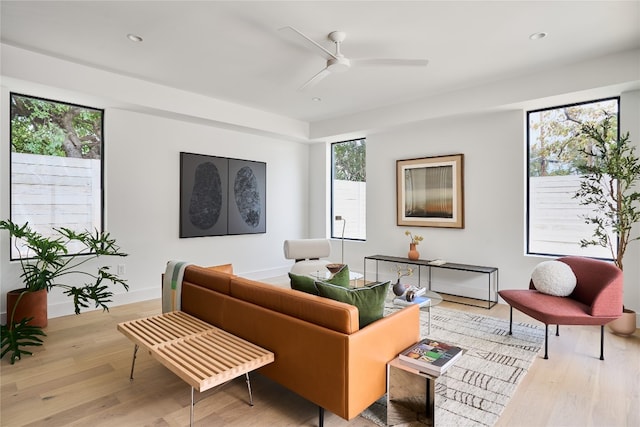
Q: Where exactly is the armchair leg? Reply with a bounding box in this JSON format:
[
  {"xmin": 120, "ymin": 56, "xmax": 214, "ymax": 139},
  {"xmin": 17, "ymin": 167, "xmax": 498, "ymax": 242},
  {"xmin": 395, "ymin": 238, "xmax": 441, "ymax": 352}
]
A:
[
  {"xmin": 318, "ymin": 406, "xmax": 324, "ymax": 427},
  {"xmin": 508, "ymin": 306, "xmax": 513, "ymax": 335},
  {"xmin": 544, "ymin": 324, "xmax": 549, "ymax": 359},
  {"xmin": 600, "ymin": 325, "xmax": 605, "ymax": 361}
]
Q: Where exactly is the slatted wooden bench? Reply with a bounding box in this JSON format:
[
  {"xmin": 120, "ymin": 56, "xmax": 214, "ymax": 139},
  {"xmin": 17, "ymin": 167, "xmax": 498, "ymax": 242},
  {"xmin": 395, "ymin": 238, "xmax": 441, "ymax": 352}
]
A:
[{"xmin": 118, "ymin": 311, "xmax": 274, "ymax": 426}]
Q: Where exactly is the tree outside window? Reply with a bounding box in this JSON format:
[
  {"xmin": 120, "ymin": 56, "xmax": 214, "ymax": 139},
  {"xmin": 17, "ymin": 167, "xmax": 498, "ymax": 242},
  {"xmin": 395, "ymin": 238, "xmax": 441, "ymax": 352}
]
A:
[
  {"xmin": 9, "ymin": 93, "xmax": 104, "ymax": 259},
  {"xmin": 332, "ymin": 139, "xmax": 366, "ymax": 240},
  {"xmin": 527, "ymin": 97, "xmax": 619, "ymax": 258}
]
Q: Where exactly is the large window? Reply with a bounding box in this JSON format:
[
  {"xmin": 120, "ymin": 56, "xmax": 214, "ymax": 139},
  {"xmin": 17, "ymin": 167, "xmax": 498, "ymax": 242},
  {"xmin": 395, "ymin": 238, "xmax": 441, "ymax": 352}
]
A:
[
  {"xmin": 527, "ymin": 97, "xmax": 619, "ymax": 259},
  {"xmin": 331, "ymin": 138, "xmax": 366, "ymax": 240},
  {"xmin": 9, "ymin": 93, "xmax": 104, "ymax": 258}
]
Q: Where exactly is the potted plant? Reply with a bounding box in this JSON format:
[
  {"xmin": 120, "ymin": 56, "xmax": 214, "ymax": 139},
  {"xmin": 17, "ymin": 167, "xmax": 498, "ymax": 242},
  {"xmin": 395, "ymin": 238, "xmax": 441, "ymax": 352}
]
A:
[
  {"xmin": 573, "ymin": 114, "xmax": 640, "ymax": 335},
  {"xmin": 0, "ymin": 219, "xmax": 128, "ymax": 363}
]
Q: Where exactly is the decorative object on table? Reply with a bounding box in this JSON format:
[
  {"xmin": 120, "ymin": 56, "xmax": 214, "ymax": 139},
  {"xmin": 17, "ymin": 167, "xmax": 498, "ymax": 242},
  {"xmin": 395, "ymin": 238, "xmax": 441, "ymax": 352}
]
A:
[
  {"xmin": 572, "ymin": 115, "xmax": 639, "ymax": 335},
  {"xmin": 404, "ymin": 230, "xmax": 423, "ymax": 260},
  {"xmin": 392, "ymin": 264, "xmax": 414, "ymax": 296},
  {"xmin": 335, "ymin": 215, "xmax": 346, "ymax": 264},
  {"xmin": 0, "ymin": 219, "xmax": 128, "ymax": 364},
  {"xmin": 405, "ymin": 286, "xmax": 426, "ymax": 302},
  {"xmin": 179, "ymin": 152, "xmax": 266, "ymax": 237},
  {"xmin": 397, "ymin": 154, "xmax": 464, "ymax": 228},
  {"xmin": 326, "ymin": 263, "xmax": 345, "ymax": 274},
  {"xmin": 399, "ymin": 338, "xmax": 463, "ymax": 376}
]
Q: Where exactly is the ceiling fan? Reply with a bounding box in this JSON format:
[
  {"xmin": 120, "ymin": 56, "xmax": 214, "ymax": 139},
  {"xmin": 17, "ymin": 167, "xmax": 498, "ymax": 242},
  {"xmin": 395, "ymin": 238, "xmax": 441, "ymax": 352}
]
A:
[{"xmin": 280, "ymin": 26, "xmax": 429, "ymax": 91}]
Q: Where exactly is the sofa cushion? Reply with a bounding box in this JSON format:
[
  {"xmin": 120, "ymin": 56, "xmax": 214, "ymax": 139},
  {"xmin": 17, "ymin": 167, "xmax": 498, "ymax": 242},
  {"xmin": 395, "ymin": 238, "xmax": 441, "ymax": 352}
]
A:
[
  {"xmin": 531, "ymin": 260, "xmax": 577, "ymax": 297},
  {"xmin": 315, "ymin": 280, "xmax": 390, "ymax": 327},
  {"xmin": 329, "ymin": 264, "xmax": 350, "ymax": 287},
  {"xmin": 289, "ymin": 272, "xmax": 318, "ymax": 295},
  {"xmin": 289, "ymin": 265, "xmax": 350, "ymax": 295}
]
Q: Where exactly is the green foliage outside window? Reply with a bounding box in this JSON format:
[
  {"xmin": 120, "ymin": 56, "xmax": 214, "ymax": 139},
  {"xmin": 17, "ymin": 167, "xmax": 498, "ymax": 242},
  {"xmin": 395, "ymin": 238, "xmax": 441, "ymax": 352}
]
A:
[
  {"xmin": 333, "ymin": 138, "xmax": 366, "ymax": 182},
  {"xmin": 529, "ymin": 98, "xmax": 618, "ymax": 177},
  {"xmin": 11, "ymin": 94, "xmax": 102, "ymax": 159}
]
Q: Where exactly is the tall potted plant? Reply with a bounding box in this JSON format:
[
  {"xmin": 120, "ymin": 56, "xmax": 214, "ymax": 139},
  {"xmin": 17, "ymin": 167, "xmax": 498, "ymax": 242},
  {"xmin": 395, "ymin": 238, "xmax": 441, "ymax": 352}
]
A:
[
  {"xmin": 573, "ymin": 114, "xmax": 640, "ymax": 335},
  {"xmin": 1, "ymin": 220, "xmax": 128, "ymax": 363}
]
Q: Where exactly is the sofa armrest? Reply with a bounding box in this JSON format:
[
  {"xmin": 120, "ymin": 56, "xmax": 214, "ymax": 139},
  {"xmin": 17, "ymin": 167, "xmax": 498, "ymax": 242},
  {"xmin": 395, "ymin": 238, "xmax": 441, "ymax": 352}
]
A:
[{"xmin": 344, "ymin": 304, "xmax": 420, "ymax": 419}]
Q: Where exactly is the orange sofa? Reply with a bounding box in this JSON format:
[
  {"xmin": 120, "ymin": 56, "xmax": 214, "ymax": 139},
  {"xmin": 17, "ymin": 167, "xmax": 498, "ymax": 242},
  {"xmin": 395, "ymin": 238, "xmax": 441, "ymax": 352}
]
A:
[{"xmin": 175, "ymin": 264, "xmax": 420, "ymax": 423}]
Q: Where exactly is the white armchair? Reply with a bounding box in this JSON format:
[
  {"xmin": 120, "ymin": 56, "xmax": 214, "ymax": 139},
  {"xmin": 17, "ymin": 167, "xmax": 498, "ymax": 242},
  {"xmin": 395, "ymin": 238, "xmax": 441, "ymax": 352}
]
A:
[{"xmin": 283, "ymin": 239, "xmax": 332, "ymax": 275}]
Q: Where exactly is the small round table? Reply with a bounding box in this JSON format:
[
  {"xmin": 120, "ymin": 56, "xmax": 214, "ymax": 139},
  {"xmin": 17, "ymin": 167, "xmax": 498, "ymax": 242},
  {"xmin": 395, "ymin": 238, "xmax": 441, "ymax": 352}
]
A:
[{"xmin": 392, "ymin": 289, "xmax": 442, "ymax": 334}]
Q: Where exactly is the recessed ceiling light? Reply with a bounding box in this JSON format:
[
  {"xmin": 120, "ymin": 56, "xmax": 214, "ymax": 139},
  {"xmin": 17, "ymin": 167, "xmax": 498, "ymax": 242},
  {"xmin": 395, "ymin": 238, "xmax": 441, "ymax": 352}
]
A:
[
  {"xmin": 127, "ymin": 33, "xmax": 143, "ymax": 42},
  {"xmin": 312, "ymin": 97, "xmax": 322, "ymax": 102},
  {"xmin": 529, "ymin": 32, "xmax": 547, "ymax": 40}
]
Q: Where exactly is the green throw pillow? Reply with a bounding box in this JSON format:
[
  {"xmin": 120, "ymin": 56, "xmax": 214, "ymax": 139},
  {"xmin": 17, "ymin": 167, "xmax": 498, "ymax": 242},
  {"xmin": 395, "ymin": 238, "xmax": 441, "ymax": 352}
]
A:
[
  {"xmin": 289, "ymin": 272, "xmax": 319, "ymax": 295},
  {"xmin": 327, "ymin": 264, "xmax": 350, "ymax": 287},
  {"xmin": 315, "ymin": 280, "xmax": 390, "ymax": 327}
]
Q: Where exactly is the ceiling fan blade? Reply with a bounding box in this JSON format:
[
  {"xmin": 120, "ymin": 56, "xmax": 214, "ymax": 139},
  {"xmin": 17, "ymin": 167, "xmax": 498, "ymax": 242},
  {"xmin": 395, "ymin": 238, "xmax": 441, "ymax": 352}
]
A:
[
  {"xmin": 279, "ymin": 26, "xmax": 338, "ymax": 60},
  {"xmin": 351, "ymin": 58, "xmax": 429, "ymax": 67},
  {"xmin": 299, "ymin": 68, "xmax": 331, "ymax": 91}
]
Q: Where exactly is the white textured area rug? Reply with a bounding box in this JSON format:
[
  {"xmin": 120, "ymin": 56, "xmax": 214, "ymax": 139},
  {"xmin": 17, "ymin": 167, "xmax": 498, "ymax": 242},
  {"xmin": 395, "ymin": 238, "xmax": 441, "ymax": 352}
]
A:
[{"xmin": 361, "ymin": 305, "xmax": 545, "ymax": 427}]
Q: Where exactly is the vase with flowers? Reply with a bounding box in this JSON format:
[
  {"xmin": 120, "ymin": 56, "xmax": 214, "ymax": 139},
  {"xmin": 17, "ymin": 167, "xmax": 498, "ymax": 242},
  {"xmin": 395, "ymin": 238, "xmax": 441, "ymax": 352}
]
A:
[
  {"xmin": 392, "ymin": 265, "xmax": 415, "ymax": 296},
  {"xmin": 404, "ymin": 230, "xmax": 423, "ymax": 260}
]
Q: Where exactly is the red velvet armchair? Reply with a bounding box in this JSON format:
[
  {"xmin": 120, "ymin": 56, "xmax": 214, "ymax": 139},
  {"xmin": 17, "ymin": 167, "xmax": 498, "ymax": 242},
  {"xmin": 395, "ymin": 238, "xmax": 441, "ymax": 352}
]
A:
[{"xmin": 499, "ymin": 256, "xmax": 623, "ymax": 360}]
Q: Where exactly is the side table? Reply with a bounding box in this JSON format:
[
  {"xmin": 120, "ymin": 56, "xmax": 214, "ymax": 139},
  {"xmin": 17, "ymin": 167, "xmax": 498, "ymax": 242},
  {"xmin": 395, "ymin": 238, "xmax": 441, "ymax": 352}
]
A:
[
  {"xmin": 387, "ymin": 357, "xmax": 437, "ymax": 427},
  {"xmin": 392, "ymin": 289, "xmax": 443, "ymax": 334}
]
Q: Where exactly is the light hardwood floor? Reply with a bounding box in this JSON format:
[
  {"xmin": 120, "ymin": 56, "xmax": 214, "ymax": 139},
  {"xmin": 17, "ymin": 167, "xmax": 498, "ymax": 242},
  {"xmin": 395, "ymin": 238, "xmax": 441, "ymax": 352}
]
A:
[{"xmin": 1, "ymin": 296, "xmax": 638, "ymax": 426}]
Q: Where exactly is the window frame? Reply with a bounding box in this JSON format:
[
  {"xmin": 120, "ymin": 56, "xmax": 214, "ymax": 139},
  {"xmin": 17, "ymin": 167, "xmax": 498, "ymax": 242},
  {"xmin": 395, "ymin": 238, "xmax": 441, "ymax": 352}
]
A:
[
  {"xmin": 9, "ymin": 92, "xmax": 105, "ymax": 260},
  {"xmin": 330, "ymin": 138, "xmax": 366, "ymax": 241},
  {"xmin": 525, "ymin": 96, "xmax": 620, "ymax": 260}
]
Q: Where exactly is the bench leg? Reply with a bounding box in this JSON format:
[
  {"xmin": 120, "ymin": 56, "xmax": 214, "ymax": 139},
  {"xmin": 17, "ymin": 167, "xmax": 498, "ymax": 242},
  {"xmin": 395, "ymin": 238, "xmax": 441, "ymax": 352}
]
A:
[
  {"xmin": 600, "ymin": 325, "xmax": 605, "ymax": 361},
  {"xmin": 319, "ymin": 406, "xmax": 324, "ymax": 427},
  {"xmin": 190, "ymin": 386, "xmax": 195, "ymax": 427},
  {"xmin": 245, "ymin": 372, "xmax": 254, "ymax": 406},
  {"xmin": 544, "ymin": 324, "xmax": 549, "ymax": 359},
  {"xmin": 129, "ymin": 344, "xmax": 139, "ymax": 381}
]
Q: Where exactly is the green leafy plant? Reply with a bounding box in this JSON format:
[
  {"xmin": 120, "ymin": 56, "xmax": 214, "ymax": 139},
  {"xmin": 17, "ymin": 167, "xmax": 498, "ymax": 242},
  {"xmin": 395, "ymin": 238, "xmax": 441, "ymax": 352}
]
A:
[
  {"xmin": 1, "ymin": 317, "xmax": 46, "ymax": 364},
  {"xmin": 573, "ymin": 114, "xmax": 640, "ymax": 270},
  {"xmin": 0, "ymin": 219, "xmax": 128, "ymax": 363}
]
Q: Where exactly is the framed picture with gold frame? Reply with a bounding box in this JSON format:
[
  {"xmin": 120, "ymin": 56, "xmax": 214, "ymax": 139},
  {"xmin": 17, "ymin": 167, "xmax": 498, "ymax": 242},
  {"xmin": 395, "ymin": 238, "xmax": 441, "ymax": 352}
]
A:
[{"xmin": 397, "ymin": 154, "xmax": 464, "ymax": 228}]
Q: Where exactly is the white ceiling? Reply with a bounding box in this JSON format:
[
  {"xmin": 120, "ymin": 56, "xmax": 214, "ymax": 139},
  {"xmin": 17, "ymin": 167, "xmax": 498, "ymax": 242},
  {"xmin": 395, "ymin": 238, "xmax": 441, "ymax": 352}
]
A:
[{"xmin": 2, "ymin": 1, "xmax": 639, "ymax": 125}]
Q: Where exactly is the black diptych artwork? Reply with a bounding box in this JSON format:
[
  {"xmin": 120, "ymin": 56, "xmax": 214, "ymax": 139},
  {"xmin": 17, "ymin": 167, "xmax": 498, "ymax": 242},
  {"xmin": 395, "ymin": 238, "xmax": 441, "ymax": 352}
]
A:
[{"xmin": 180, "ymin": 153, "xmax": 266, "ymax": 238}]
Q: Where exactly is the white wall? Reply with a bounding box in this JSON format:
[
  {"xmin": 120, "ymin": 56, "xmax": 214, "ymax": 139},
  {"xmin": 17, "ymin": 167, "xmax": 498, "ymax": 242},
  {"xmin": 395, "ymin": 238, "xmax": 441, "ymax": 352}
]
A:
[
  {"xmin": 329, "ymin": 92, "xmax": 640, "ymax": 322},
  {"xmin": 1, "ymin": 95, "xmax": 310, "ymax": 321},
  {"xmin": 338, "ymin": 110, "xmax": 541, "ymax": 294}
]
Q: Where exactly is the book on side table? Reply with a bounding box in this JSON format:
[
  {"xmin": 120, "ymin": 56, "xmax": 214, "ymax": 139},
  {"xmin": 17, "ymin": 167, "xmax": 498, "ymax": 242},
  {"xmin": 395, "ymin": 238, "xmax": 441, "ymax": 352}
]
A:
[
  {"xmin": 393, "ymin": 295, "xmax": 431, "ymax": 307},
  {"xmin": 399, "ymin": 338, "xmax": 463, "ymax": 376}
]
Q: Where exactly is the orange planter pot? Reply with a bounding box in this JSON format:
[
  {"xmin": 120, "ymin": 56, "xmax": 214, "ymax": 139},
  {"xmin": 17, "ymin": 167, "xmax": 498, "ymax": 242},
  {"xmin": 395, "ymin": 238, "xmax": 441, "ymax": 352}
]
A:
[{"xmin": 6, "ymin": 288, "xmax": 48, "ymax": 328}]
